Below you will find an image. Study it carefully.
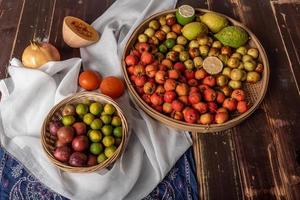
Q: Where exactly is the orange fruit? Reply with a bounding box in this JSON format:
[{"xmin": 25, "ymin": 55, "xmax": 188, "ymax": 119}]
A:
[
  {"xmin": 99, "ymin": 76, "xmax": 125, "ymax": 99},
  {"xmin": 79, "ymin": 70, "xmax": 101, "ymax": 90}
]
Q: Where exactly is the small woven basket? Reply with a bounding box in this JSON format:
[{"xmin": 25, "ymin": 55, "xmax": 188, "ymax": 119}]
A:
[
  {"xmin": 122, "ymin": 9, "xmax": 270, "ymax": 133},
  {"xmin": 41, "ymin": 92, "xmax": 129, "ymax": 173}
]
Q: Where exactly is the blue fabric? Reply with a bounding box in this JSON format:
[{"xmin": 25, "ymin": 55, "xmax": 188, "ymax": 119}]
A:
[{"xmin": 0, "ymin": 147, "xmax": 197, "ymax": 200}]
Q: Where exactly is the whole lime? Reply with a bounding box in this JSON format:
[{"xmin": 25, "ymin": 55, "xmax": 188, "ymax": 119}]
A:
[
  {"xmin": 90, "ymin": 118, "xmax": 103, "ymax": 130},
  {"xmin": 111, "ymin": 116, "xmax": 122, "ymax": 126},
  {"xmin": 76, "ymin": 103, "xmax": 88, "ymax": 115},
  {"xmin": 113, "ymin": 127, "xmax": 122, "ymax": 138},
  {"xmin": 101, "ymin": 125, "xmax": 113, "ymax": 136},
  {"xmin": 89, "ymin": 102, "xmax": 103, "ymax": 115},
  {"xmin": 103, "ymin": 104, "xmax": 116, "ymax": 115},
  {"xmin": 102, "ymin": 136, "xmax": 115, "ymax": 147},
  {"xmin": 159, "ymin": 44, "xmax": 168, "ymax": 53},
  {"xmin": 164, "ymin": 38, "xmax": 176, "ymax": 49},
  {"xmin": 61, "ymin": 115, "xmax": 76, "ymax": 126},
  {"xmin": 104, "ymin": 145, "xmax": 117, "ymax": 158},
  {"xmin": 89, "ymin": 130, "xmax": 102, "ymax": 142},
  {"xmin": 90, "ymin": 143, "xmax": 103, "ymax": 155},
  {"xmin": 97, "ymin": 153, "xmax": 108, "ymax": 163},
  {"xmin": 83, "ymin": 113, "xmax": 95, "ymax": 125},
  {"xmin": 100, "ymin": 115, "xmax": 112, "ymax": 125}
]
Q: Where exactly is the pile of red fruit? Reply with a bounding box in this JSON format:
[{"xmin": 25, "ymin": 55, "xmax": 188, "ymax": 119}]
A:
[{"xmin": 124, "ymin": 13, "xmax": 260, "ymax": 125}]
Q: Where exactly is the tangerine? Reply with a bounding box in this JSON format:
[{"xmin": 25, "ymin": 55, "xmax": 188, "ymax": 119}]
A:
[
  {"xmin": 99, "ymin": 76, "xmax": 125, "ymax": 99},
  {"xmin": 79, "ymin": 70, "xmax": 101, "ymax": 90}
]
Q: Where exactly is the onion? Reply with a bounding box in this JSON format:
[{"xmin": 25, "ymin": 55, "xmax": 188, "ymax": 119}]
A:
[{"xmin": 21, "ymin": 41, "xmax": 60, "ymax": 68}]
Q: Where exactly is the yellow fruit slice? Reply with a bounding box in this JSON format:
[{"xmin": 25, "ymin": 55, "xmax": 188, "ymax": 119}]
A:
[
  {"xmin": 63, "ymin": 16, "xmax": 100, "ymax": 48},
  {"xmin": 176, "ymin": 5, "xmax": 195, "ymax": 25},
  {"xmin": 203, "ymin": 56, "xmax": 223, "ymax": 75}
]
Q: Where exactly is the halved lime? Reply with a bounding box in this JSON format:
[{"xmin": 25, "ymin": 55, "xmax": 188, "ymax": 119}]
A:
[
  {"xmin": 203, "ymin": 56, "xmax": 223, "ymax": 75},
  {"xmin": 176, "ymin": 5, "xmax": 195, "ymax": 26}
]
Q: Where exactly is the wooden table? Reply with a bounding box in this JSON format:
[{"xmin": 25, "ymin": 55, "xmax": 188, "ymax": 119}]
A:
[{"xmin": 0, "ymin": 0, "xmax": 299, "ymax": 199}]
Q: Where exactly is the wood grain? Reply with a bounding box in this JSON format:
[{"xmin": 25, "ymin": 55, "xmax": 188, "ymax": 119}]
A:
[{"xmin": 0, "ymin": 0, "xmax": 24, "ymax": 79}]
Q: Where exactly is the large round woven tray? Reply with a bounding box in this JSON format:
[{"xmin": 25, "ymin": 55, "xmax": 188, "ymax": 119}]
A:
[
  {"xmin": 122, "ymin": 9, "xmax": 270, "ymax": 133},
  {"xmin": 41, "ymin": 92, "xmax": 129, "ymax": 173}
]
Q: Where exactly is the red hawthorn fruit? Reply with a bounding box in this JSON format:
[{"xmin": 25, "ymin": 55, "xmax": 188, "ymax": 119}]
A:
[
  {"xmin": 130, "ymin": 49, "xmax": 141, "ymax": 58},
  {"xmin": 198, "ymin": 84, "xmax": 210, "ymax": 93},
  {"xmin": 163, "ymin": 102, "xmax": 173, "ymax": 113},
  {"xmin": 143, "ymin": 82, "xmax": 156, "ymax": 94},
  {"xmin": 208, "ymin": 102, "xmax": 218, "ymax": 113},
  {"xmin": 164, "ymin": 79, "xmax": 177, "ymax": 91},
  {"xmin": 136, "ymin": 42, "xmax": 150, "ymax": 53},
  {"xmin": 215, "ymin": 112, "xmax": 229, "ymax": 124},
  {"xmin": 174, "ymin": 62, "xmax": 186, "ymax": 72},
  {"xmin": 189, "ymin": 86, "xmax": 199, "ymax": 94},
  {"xmin": 134, "ymin": 75, "xmax": 147, "ymax": 87},
  {"xmin": 164, "ymin": 91, "xmax": 177, "ymax": 103},
  {"xmin": 188, "ymin": 79, "xmax": 198, "ymax": 87},
  {"xmin": 130, "ymin": 75, "xmax": 137, "ymax": 82},
  {"xmin": 141, "ymin": 51, "xmax": 154, "ymax": 65},
  {"xmin": 133, "ymin": 64, "xmax": 146, "ymax": 76},
  {"xmin": 199, "ymin": 113, "xmax": 214, "ymax": 125},
  {"xmin": 171, "ymin": 100, "xmax": 184, "ymax": 112},
  {"xmin": 171, "ymin": 111, "xmax": 184, "ymax": 121},
  {"xmin": 125, "ymin": 55, "xmax": 138, "ymax": 66},
  {"xmin": 127, "ymin": 66, "xmax": 135, "ymax": 75},
  {"xmin": 231, "ymin": 89, "xmax": 246, "ymax": 101},
  {"xmin": 203, "ymin": 88, "xmax": 216, "ymax": 102},
  {"xmin": 223, "ymin": 98, "xmax": 238, "ymax": 112},
  {"xmin": 237, "ymin": 101, "xmax": 249, "ymax": 113},
  {"xmin": 150, "ymin": 93, "xmax": 164, "ymax": 106},
  {"xmin": 192, "ymin": 102, "xmax": 208, "ymax": 114},
  {"xmin": 202, "ymin": 76, "xmax": 216, "ymax": 87},
  {"xmin": 175, "ymin": 83, "xmax": 189, "ymax": 96},
  {"xmin": 183, "ymin": 108, "xmax": 199, "ymax": 124},
  {"xmin": 217, "ymin": 107, "xmax": 228, "ymax": 114},
  {"xmin": 161, "ymin": 59, "xmax": 173, "ymax": 69},
  {"xmin": 216, "ymin": 91, "xmax": 226, "ymax": 104},
  {"xmin": 168, "ymin": 69, "xmax": 180, "ymax": 79},
  {"xmin": 195, "ymin": 68, "xmax": 208, "ymax": 80},
  {"xmin": 155, "ymin": 85, "xmax": 166, "ymax": 95},
  {"xmin": 155, "ymin": 70, "xmax": 166, "ymax": 84},
  {"xmin": 184, "ymin": 70, "xmax": 195, "ymax": 80},
  {"xmin": 188, "ymin": 92, "xmax": 201, "ymax": 104},
  {"xmin": 145, "ymin": 64, "xmax": 157, "ymax": 78},
  {"xmin": 142, "ymin": 94, "xmax": 152, "ymax": 104}
]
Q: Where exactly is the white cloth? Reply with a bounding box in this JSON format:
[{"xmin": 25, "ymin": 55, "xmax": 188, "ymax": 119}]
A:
[{"xmin": 0, "ymin": 0, "xmax": 192, "ymax": 199}]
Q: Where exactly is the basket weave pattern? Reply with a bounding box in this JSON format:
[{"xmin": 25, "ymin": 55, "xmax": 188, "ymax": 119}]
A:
[
  {"xmin": 121, "ymin": 9, "xmax": 270, "ymax": 133},
  {"xmin": 41, "ymin": 92, "xmax": 129, "ymax": 173}
]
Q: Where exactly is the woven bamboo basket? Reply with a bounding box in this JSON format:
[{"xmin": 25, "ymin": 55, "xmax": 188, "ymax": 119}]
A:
[
  {"xmin": 122, "ymin": 9, "xmax": 270, "ymax": 133},
  {"xmin": 41, "ymin": 92, "xmax": 129, "ymax": 173}
]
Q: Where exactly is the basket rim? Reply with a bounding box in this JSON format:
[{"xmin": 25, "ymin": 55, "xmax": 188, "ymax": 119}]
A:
[
  {"xmin": 41, "ymin": 91, "xmax": 129, "ymax": 172},
  {"xmin": 121, "ymin": 8, "xmax": 270, "ymax": 133}
]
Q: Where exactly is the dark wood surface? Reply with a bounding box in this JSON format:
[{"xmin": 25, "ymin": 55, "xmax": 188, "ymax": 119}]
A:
[{"xmin": 0, "ymin": 0, "xmax": 299, "ymax": 199}]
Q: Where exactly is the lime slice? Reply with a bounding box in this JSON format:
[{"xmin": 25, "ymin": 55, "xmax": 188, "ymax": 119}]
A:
[
  {"xmin": 203, "ymin": 56, "xmax": 223, "ymax": 75},
  {"xmin": 176, "ymin": 5, "xmax": 195, "ymax": 25}
]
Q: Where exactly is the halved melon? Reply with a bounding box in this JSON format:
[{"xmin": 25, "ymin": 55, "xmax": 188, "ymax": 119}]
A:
[{"xmin": 62, "ymin": 16, "xmax": 100, "ymax": 48}]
